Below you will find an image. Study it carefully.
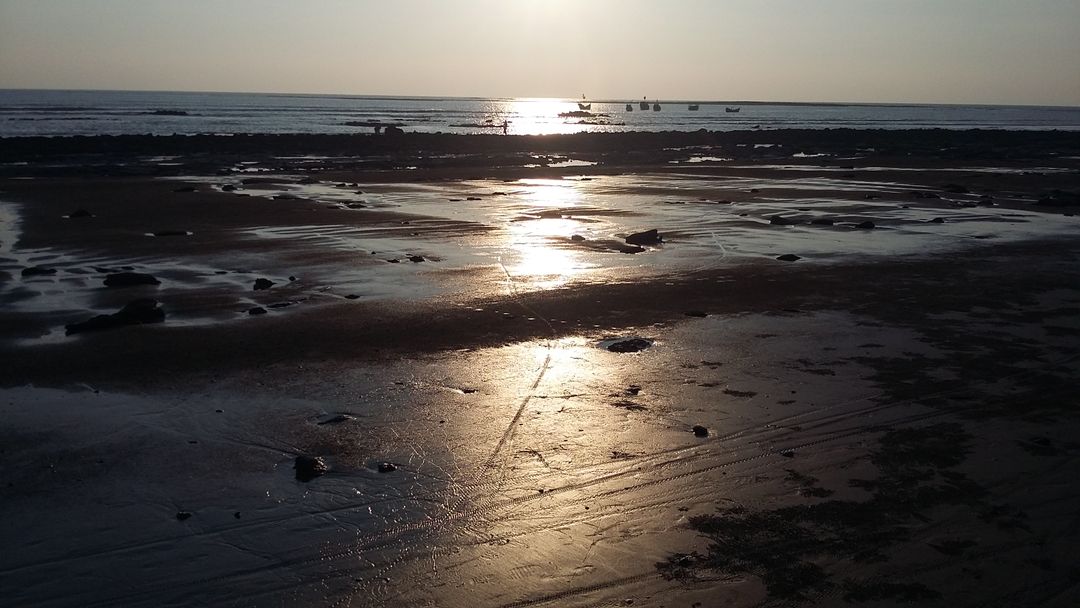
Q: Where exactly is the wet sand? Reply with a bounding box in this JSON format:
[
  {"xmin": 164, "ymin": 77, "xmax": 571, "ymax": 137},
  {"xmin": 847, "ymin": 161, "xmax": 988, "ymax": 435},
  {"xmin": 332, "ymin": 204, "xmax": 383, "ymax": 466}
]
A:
[{"xmin": 1, "ymin": 130, "xmax": 1079, "ymax": 606}]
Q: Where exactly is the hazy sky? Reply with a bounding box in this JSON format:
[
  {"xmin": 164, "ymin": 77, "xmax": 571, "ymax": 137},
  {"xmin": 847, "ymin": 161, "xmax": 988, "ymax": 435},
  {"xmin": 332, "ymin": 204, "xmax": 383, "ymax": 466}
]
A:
[{"xmin": 1, "ymin": 0, "xmax": 1078, "ymax": 105}]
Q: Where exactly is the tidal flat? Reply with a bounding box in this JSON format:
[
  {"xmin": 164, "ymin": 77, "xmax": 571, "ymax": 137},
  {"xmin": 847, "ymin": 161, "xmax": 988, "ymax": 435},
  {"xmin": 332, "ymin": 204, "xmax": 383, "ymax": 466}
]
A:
[{"xmin": 1, "ymin": 130, "xmax": 1079, "ymax": 607}]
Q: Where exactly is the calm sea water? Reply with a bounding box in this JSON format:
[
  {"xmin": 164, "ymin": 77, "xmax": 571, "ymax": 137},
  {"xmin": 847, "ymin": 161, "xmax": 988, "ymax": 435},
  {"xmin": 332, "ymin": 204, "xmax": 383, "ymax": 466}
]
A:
[{"xmin": 2, "ymin": 89, "xmax": 1079, "ymax": 137}]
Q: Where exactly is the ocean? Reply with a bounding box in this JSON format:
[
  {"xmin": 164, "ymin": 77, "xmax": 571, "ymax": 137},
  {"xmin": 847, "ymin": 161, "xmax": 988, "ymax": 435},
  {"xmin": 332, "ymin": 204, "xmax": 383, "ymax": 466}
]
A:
[{"xmin": 2, "ymin": 89, "xmax": 1079, "ymax": 137}]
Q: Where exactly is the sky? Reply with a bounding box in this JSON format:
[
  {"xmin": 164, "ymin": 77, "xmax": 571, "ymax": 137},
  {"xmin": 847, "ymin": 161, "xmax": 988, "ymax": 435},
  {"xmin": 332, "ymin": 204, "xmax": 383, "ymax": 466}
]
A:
[{"xmin": 1, "ymin": 0, "xmax": 1078, "ymax": 106}]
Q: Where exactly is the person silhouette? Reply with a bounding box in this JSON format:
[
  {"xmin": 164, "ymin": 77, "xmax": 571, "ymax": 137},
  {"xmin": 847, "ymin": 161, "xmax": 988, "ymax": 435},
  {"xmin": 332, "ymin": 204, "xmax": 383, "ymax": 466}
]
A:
[{"xmin": 502, "ymin": 120, "xmax": 509, "ymax": 135}]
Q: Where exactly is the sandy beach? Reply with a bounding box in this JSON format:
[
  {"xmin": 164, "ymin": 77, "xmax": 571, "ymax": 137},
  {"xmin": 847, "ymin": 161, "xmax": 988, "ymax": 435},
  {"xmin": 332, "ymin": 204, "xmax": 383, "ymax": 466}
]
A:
[{"xmin": 2, "ymin": 129, "xmax": 1080, "ymax": 607}]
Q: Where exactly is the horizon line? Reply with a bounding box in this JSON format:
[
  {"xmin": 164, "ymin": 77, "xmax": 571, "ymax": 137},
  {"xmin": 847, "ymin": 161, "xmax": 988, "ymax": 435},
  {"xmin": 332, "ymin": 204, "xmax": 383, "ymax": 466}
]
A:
[{"xmin": 1, "ymin": 86, "xmax": 1078, "ymax": 111}]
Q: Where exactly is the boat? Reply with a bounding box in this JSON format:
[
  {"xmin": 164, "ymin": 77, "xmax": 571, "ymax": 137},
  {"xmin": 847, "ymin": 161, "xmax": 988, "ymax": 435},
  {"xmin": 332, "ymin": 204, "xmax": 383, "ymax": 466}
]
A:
[
  {"xmin": 652, "ymin": 102, "xmax": 661, "ymax": 111},
  {"xmin": 625, "ymin": 103, "xmax": 634, "ymax": 112},
  {"xmin": 640, "ymin": 98, "xmax": 650, "ymax": 111},
  {"xmin": 578, "ymin": 94, "xmax": 591, "ymax": 111},
  {"xmin": 725, "ymin": 107, "xmax": 741, "ymax": 113},
  {"xmin": 688, "ymin": 104, "xmax": 699, "ymax": 111}
]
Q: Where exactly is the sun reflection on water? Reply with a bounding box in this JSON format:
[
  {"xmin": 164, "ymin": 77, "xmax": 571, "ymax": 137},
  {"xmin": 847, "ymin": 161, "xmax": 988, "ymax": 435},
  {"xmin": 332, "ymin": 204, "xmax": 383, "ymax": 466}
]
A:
[
  {"xmin": 502, "ymin": 179, "xmax": 594, "ymax": 289},
  {"xmin": 493, "ymin": 98, "xmax": 591, "ymax": 136}
]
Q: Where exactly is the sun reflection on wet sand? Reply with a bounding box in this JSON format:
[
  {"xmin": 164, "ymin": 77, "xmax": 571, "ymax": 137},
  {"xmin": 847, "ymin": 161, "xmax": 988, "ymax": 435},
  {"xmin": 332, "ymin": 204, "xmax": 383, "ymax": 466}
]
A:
[{"xmin": 502, "ymin": 180, "xmax": 594, "ymax": 289}]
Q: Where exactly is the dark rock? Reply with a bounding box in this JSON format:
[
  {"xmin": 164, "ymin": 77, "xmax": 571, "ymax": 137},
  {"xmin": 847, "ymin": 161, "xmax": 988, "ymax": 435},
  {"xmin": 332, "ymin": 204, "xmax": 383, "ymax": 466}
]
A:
[
  {"xmin": 692, "ymin": 425, "xmax": 709, "ymax": 438},
  {"xmin": 810, "ymin": 218, "xmax": 834, "ymax": 226},
  {"xmin": 317, "ymin": 414, "xmax": 352, "ymax": 425},
  {"xmin": 769, "ymin": 216, "xmax": 797, "ymax": 226},
  {"xmin": 104, "ymin": 272, "xmax": 160, "ymax": 288},
  {"xmin": 780, "ymin": 449, "xmax": 795, "ymax": 458},
  {"xmin": 65, "ymin": 299, "xmax": 165, "ymax": 335},
  {"xmin": 151, "ymin": 230, "xmax": 189, "ymax": 237},
  {"xmin": 749, "ymin": 188, "xmax": 760, "ymax": 193},
  {"xmin": 625, "ymin": 229, "xmax": 662, "ymax": 246},
  {"xmin": 855, "ymin": 221, "xmax": 876, "ymax": 229},
  {"xmin": 288, "ymin": 276, "xmax": 296, "ymax": 281},
  {"xmin": 776, "ymin": 254, "xmax": 801, "ymax": 262},
  {"xmin": 571, "ymin": 234, "xmax": 586, "ymax": 242},
  {"xmin": 21, "ymin": 266, "xmax": 56, "ymax": 277},
  {"xmin": 619, "ymin": 245, "xmax": 646, "ymax": 254},
  {"xmin": 173, "ymin": 186, "xmax": 196, "ymax": 193},
  {"xmin": 248, "ymin": 306, "xmax": 267, "ymax": 315},
  {"xmin": 67, "ymin": 208, "xmax": 93, "ymax": 218},
  {"xmin": 253, "ymin": 278, "xmax": 274, "ymax": 291},
  {"xmin": 175, "ymin": 511, "xmax": 193, "ymax": 521},
  {"xmin": 607, "ymin": 338, "xmax": 653, "ymax": 353},
  {"xmin": 344, "ymin": 294, "xmax": 360, "ymax": 300},
  {"xmin": 234, "ymin": 512, "xmax": 242, "ymax": 519},
  {"xmin": 684, "ymin": 310, "xmax": 708, "ymax": 318},
  {"xmin": 294, "ymin": 455, "xmax": 328, "ymax": 482},
  {"xmin": 1035, "ymin": 191, "xmax": 1080, "ymax": 207},
  {"xmin": 466, "ymin": 196, "xmax": 481, "ymax": 201},
  {"xmin": 941, "ymin": 183, "xmax": 970, "ymax": 194},
  {"xmin": 377, "ymin": 462, "xmax": 397, "ymax": 473},
  {"xmin": 913, "ymin": 191, "xmax": 941, "ymax": 199},
  {"xmin": 408, "ymin": 255, "xmax": 426, "ymax": 263},
  {"xmin": 151, "ymin": 109, "xmax": 189, "ymax": 116},
  {"xmin": 384, "ymin": 126, "xmax": 405, "ymax": 135},
  {"xmin": 929, "ymin": 217, "xmax": 946, "ymax": 224}
]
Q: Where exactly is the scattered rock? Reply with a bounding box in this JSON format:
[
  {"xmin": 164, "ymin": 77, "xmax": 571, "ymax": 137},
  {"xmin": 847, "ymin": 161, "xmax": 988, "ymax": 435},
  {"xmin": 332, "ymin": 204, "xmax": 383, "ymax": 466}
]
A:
[
  {"xmin": 466, "ymin": 196, "xmax": 481, "ymax": 201},
  {"xmin": 104, "ymin": 272, "xmax": 160, "ymax": 288},
  {"xmin": 692, "ymin": 425, "xmax": 709, "ymax": 437},
  {"xmin": 855, "ymin": 221, "xmax": 876, "ymax": 229},
  {"xmin": 21, "ymin": 266, "xmax": 56, "ymax": 277},
  {"xmin": 253, "ymin": 278, "xmax": 274, "ymax": 291},
  {"xmin": 384, "ymin": 125, "xmax": 405, "ymax": 135},
  {"xmin": 769, "ymin": 216, "xmax": 797, "ymax": 226},
  {"xmin": 619, "ymin": 245, "xmax": 647, "ymax": 254},
  {"xmin": 294, "ymin": 455, "xmax": 328, "ymax": 481},
  {"xmin": 377, "ymin": 462, "xmax": 397, "ymax": 473},
  {"xmin": 65, "ymin": 299, "xmax": 165, "ymax": 335},
  {"xmin": 810, "ymin": 218, "xmax": 834, "ymax": 226},
  {"xmin": 67, "ymin": 208, "xmax": 93, "ymax": 218},
  {"xmin": 151, "ymin": 230, "xmax": 190, "ymax": 237},
  {"xmin": 776, "ymin": 254, "xmax": 801, "ymax": 262},
  {"xmin": 175, "ymin": 511, "xmax": 193, "ymax": 521},
  {"xmin": 248, "ymin": 306, "xmax": 267, "ymax": 315},
  {"xmin": 408, "ymin": 255, "xmax": 426, "ymax": 263},
  {"xmin": 221, "ymin": 184, "xmax": 237, "ymax": 192},
  {"xmin": 780, "ymin": 449, "xmax": 796, "ymax": 458},
  {"xmin": 607, "ymin": 338, "xmax": 653, "ymax": 353},
  {"xmin": 684, "ymin": 310, "xmax": 708, "ymax": 318},
  {"xmin": 625, "ymin": 229, "xmax": 662, "ymax": 246},
  {"xmin": 929, "ymin": 217, "xmax": 946, "ymax": 224}
]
